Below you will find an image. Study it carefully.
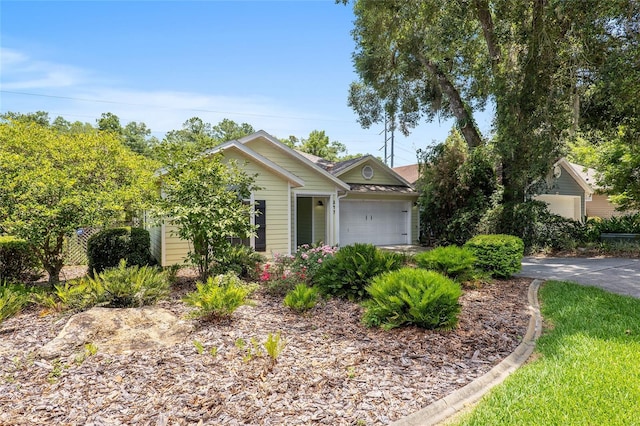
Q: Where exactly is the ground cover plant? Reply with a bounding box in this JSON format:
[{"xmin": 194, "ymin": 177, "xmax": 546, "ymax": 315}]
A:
[{"xmin": 454, "ymin": 280, "xmax": 640, "ymax": 426}]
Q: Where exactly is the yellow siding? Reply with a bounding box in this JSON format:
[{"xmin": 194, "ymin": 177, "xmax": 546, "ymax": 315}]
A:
[
  {"xmin": 411, "ymin": 204, "xmax": 420, "ymax": 244},
  {"xmin": 338, "ymin": 160, "xmax": 403, "ymax": 185},
  {"xmin": 244, "ymin": 138, "xmax": 339, "ymax": 193},
  {"xmin": 224, "ymin": 150, "xmax": 290, "ymax": 256},
  {"xmin": 163, "ymin": 223, "xmax": 191, "ymax": 266},
  {"xmin": 313, "ymin": 197, "xmax": 327, "ymax": 244}
]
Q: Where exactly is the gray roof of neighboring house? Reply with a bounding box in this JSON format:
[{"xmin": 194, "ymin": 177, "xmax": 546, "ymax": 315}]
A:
[{"xmin": 567, "ymin": 161, "xmax": 601, "ymax": 189}]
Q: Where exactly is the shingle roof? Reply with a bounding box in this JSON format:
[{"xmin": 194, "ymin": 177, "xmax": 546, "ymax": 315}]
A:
[
  {"xmin": 346, "ymin": 184, "xmax": 417, "ymax": 194},
  {"xmin": 392, "ymin": 164, "xmax": 420, "ymax": 185}
]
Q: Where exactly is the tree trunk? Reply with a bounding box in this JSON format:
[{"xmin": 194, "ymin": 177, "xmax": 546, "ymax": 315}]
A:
[
  {"xmin": 418, "ymin": 55, "xmax": 484, "ymax": 149},
  {"xmin": 40, "ymin": 233, "xmax": 66, "ymax": 287}
]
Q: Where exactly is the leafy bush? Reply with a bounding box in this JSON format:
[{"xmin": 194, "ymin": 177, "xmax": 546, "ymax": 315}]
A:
[
  {"xmin": 362, "ymin": 268, "xmax": 462, "ymax": 330},
  {"xmin": 284, "ymin": 284, "xmax": 320, "ymax": 313},
  {"xmin": 415, "ymin": 246, "xmax": 476, "ymax": 281},
  {"xmin": 464, "ymin": 234, "xmax": 525, "ymax": 278},
  {"xmin": 47, "ymin": 278, "xmax": 103, "ymax": 312},
  {"xmin": 98, "ymin": 260, "xmax": 170, "ymax": 308},
  {"xmin": 586, "ymin": 213, "xmax": 640, "ymax": 239},
  {"xmin": 183, "ymin": 272, "xmax": 255, "ymax": 321},
  {"xmin": 215, "ymin": 245, "xmax": 265, "ymax": 280},
  {"xmin": 87, "ymin": 227, "xmax": 156, "ymax": 276},
  {"xmin": 479, "ymin": 201, "xmax": 585, "ymax": 252},
  {"xmin": 313, "ymin": 243, "xmax": 404, "ymax": 300},
  {"xmin": 0, "ymin": 284, "xmax": 31, "ymax": 323},
  {"xmin": 293, "ymin": 243, "xmax": 338, "ymax": 282},
  {"xmin": 259, "ymin": 254, "xmax": 304, "ymax": 296},
  {"xmin": 0, "ymin": 236, "xmax": 40, "ymax": 283},
  {"xmin": 260, "ymin": 245, "xmax": 338, "ymax": 296}
]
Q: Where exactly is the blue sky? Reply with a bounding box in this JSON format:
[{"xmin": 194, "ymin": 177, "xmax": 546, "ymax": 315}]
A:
[{"xmin": 1, "ymin": 1, "xmax": 492, "ymax": 166}]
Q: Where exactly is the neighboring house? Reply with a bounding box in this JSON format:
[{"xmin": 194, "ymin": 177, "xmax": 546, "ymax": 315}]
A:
[
  {"xmin": 392, "ymin": 164, "xmax": 421, "ymax": 185},
  {"xmin": 148, "ymin": 130, "xmax": 419, "ymax": 266},
  {"xmin": 533, "ymin": 158, "xmax": 630, "ymax": 221}
]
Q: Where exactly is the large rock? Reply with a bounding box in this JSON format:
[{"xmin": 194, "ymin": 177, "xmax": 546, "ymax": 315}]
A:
[{"xmin": 39, "ymin": 306, "xmax": 193, "ymax": 359}]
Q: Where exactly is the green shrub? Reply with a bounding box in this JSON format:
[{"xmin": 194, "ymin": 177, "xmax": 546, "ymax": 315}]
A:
[
  {"xmin": 34, "ymin": 260, "xmax": 170, "ymax": 311},
  {"xmin": 0, "ymin": 284, "xmax": 31, "ymax": 323},
  {"xmin": 586, "ymin": 213, "xmax": 640, "ymax": 239},
  {"xmin": 0, "ymin": 236, "xmax": 40, "ymax": 283},
  {"xmin": 215, "ymin": 245, "xmax": 265, "ymax": 280},
  {"xmin": 183, "ymin": 272, "xmax": 255, "ymax": 321},
  {"xmin": 362, "ymin": 268, "xmax": 462, "ymax": 330},
  {"xmin": 292, "ymin": 243, "xmax": 338, "ymax": 283},
  {"xmin": 87, "ymin": 227, "xmax": 156, "ymax": 277},
  {"xmin": 479, "ymin": 201, "xmax": 585, "ymax": 252},
  {"xmin": 98, "ymin": 260, "xmax": 170, "ymax": 307},
  {"xmin": 313, "ymin": 243, "xmax": 404, "ymax": 300},
  {"xmin": 284, "ymin": 284, "xmax": 320, "ymax": 313},
  {"xmin": 464, "ymin": 234, "xmax": 524, "ymax": 278},
  {"xmin": 415, "ymin": 246, "xmax": 476, "ymax": 281}
]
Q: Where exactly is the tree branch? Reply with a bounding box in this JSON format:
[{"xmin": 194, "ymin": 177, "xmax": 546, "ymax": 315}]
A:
[{"xmin": 417, "ymin": 54, "xmax": 484, "ymax": 148}]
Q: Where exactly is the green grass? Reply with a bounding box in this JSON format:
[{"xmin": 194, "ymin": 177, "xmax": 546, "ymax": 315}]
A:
[{"xmin": 454, "ymin": 281, "xmax": 640, "ymax": 426}]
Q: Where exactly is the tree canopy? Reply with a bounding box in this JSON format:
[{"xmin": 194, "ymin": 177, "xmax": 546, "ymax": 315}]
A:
[
  {"xmin": 0, "ymin": 119, "xmax": 157, "ymax": 284},
  {"xmin": 344, "ymin": 0, "xmax": 639, "ymax": 203},
  {"xmin": 152, "ymin": 146, "xmax": 257, "ymax": 281}
]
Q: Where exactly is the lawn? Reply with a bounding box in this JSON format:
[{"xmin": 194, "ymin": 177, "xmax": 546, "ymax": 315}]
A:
[{"xmin": 453, "ymin": 280, "xmax": 640, "ymax": 426}]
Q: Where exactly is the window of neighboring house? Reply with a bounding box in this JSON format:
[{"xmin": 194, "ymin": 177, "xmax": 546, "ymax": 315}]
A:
[{"xmin": 228, "ymin": 199, "xmax": 266, "ymax": 252}]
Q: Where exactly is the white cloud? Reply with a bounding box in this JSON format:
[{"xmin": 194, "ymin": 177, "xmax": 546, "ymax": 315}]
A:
[{"xmin": 0, "ymin": 47, "xmax": 87, "ymax": 90}]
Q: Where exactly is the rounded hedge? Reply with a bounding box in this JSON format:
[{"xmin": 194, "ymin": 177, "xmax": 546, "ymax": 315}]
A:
[
  {"xmin": 0, "ymin": 236, "xmax": 40, "ymax": 283},
  {"xmin": 87, "ymin": 227, "xmax": 156, "ymax": 276},
  {"xmin": 464, "ymin": 234, "xmax": 524, "ymax": 278}
]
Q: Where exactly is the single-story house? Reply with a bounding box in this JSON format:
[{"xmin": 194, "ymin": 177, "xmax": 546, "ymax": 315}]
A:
[
  {"xmin": 533, "ymin": 158, "xmax": 630, "ymax": 221},
  {"xmin": 148, "ymin": 130, "xmax": 419, "ymax": 266}
]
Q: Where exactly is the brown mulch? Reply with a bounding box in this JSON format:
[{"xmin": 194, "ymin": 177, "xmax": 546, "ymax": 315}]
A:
[{"xmin": 0, "ymin": 269, "xmax": 531, "ymax": 426}]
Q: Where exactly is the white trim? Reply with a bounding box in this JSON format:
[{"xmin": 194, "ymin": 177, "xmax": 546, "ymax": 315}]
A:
[
  {"xmin": 249, "ymin": 193, "xmax": 256, "ymax": 250},
  {"xmin": 206, "ymin": 140, "xmax": 305, "ymax": 187},
  {"xmin": 161, "ymin": 220, "xmax": 167, "ymax": 267},
  {"xmin": 333, "ymin": 155, "xmax": 414, "ymax": 188},
  {"xmin": 287, "ymin": 182, "xmax": 292, "ymax": 254},
  {"xmin": 235, "ymin": 130, "xmax": 351, "ymax": 191},
  {"xmin": 555, "ymin": 158, "xmax": 593, "ymax": 197}
]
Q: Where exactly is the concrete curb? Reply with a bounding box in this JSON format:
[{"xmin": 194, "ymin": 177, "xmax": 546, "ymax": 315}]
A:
[{"xmin": 390, "ymin": 279, "xmax": 543, "ymax": 426}]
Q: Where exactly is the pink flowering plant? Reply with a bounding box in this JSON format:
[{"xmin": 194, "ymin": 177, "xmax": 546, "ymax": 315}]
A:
[
  {"xmin": 292, "ymin": 243, "xmax": 338, "ymax": 283},
  {"xmin": 259, "ymin": 243, "xmax": 337, "ymax": 296}
]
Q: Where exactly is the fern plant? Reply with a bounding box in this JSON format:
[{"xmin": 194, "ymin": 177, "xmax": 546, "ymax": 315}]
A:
[
  {"xmin": 363, "ymin": 268, "xmax": 462, "ymax": 330},
  {"xmin": 183, "ymin": 272, "xmax": 255, "ymax": 321},
  {"xmin": 264, "ymin": 332, "xmax": 286, "ymax": 364},
  {"xmin": 283, "ymin": 284, "xmax": 319, "ymax": 313},
  {"xmin": 0, "ymin": 284, "xmax": 30, "ymax": 323},
  {"xmin": 98, "ymin": 260, "xmax": 170, "ymax": 307},
  {"xmin": 414, "ymin": 245, "xmax": 477, "ymax": 281},
  {"xmin": 313, "ymin": 243, "xmax": 404, "ymax": 300}
]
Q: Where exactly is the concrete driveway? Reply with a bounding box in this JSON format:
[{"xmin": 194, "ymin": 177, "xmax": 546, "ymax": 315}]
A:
[{"xmin": 518, "ymin": 257, "xmax": 640, "ymax": 298}]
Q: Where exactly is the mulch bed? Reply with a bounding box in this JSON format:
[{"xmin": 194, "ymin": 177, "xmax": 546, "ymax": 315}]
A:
[{"xmin": 0, "ymin": 271, "xmax": 531, "ymax": 425}]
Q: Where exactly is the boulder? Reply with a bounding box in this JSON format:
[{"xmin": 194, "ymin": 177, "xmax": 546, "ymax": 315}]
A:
[{"xmin": 39, "ymin": 306, "xmax": 193, "ymax": 359}]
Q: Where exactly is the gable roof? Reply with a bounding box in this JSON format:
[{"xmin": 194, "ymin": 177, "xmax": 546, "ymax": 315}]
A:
[
  {"xmin": 330, "ymin": 155, "xmax": 414, "ymax": 188},
  {"xmin": 555, "ymin": 158, "xmax": 593, "ymax": 195},
  {"xmin": 206, "ymin": 140, "xmax": 305, "ymax": 187},
  {"xmin": 566, "ymin": 161, "xmax": 601, "ymax": 190},
  {"xmin": 232, "ymin": 131, "xmax": 350, "ymax": 191}
]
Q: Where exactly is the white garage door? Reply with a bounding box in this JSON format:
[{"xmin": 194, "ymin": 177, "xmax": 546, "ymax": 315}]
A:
[
  {"xmin": 533, "ymin": 194, "xmax": 582, "ymax": 221},
  {"xmin": 339, "ymin": 200, "xmax": 410, "ymax": 246}
]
